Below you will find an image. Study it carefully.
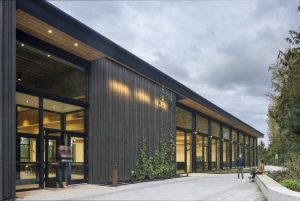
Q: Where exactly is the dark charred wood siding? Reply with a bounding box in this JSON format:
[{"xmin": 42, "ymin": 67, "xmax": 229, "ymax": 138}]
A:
[
  {"xmin": 0, "ymin": 0, "xmax": 16, "ymax": 199},
  {"xmin": 89, "ymin": 58, "xmax": 176, "ymax": 184}
]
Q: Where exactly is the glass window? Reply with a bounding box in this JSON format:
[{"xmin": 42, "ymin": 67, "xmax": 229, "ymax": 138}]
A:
[
  {"xmin": 239, "ymin": 132, "xmax": 244, "ymax": 144},
  {"xmin": 176, "ymin": 131, "xmax": 185, "ymax": 174},
  {"xmin": 196, "ymin": 115, "xmax": 208, "ymax": 134},
  {"xmin": 211, "ymin": 122, "xmax": 221, "ymax": 138},
  {"xmin": 70, "ymin": 137, "xmax": 85, "ymax": 180},
  {"xmin": 223, "ymin": 126, "xmax": 230, "ymax": 140},
  {"xmin": 223, "ymin": 141, "xmax": 230, "ymax": 169},
  {"xmin": 232, "ymin": 143, "xmax": 237, "ymax": 168},
  {"xmin": 17, "ymin": 106, "xmax": 39, "ymax": 134},
  {"xmin": 16, "ymin": 137, "xmax": 39, "ymax": 190},
  {"xmin": 186, "ymin": 133, "xmax": 193, "ymax": 173},
  {"xmin": 203, "ymin": 137, "xmax": 208, "ymax": 171},
  {"xmin": 245, "ymin": 147, "xmax": 249, "ymax": 167},
  {"xmin": 246, "ymin": 135, "xmax": 250, "ymax": 145},
  {"xmin": 19, "ymin": 137, "xmax": 36, "ymax": 162},
  {"xmin": 16, "ymin": 42, "xmax": 86, "ymax": 100},
  {"xmin": 196, "ymin": 135, "xmax": 203, "ymax": 172},
  {"xmin": 43, "ymin": 111, "xmax": 61, "ymax": 130},
  {"xmin": 211, "ymin": 138, "xmax": 220, "ymax": 170},
  {"xmin": 176, "ymin": 107, "xmax": 192, "ymax": 130},
  {"xmin": 66, "ymin": 111, "xmax": 85, "ymax": 133},
  {"xmin": 232, "ymin": 129, "xmax": 237, "ymax": 142}
]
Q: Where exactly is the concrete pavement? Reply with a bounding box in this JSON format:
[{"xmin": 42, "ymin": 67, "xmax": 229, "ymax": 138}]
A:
[{"xmin": 17, "ymin": 174, "xmax": 265, "ymax": 201}]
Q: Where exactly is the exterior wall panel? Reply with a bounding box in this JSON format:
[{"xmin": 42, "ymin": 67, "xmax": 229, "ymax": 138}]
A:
[
  {"xmin": 0, "ymin": 0, "xmax": 16, "ymax": 199},
  {"xmin": 89, "ymin": 58, "xmax": 176, "ymax": 184}
]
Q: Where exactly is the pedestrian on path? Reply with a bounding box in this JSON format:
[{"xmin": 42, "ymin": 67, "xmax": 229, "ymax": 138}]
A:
[{"xmin": 236, "ymin": 154, "xmax": 245, "ymax": 181}]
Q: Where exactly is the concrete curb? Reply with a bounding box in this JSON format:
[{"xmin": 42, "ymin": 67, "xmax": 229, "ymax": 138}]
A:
[{"xmin": 255, "ymin": 175, "xmax": 300, "ymax": 201}]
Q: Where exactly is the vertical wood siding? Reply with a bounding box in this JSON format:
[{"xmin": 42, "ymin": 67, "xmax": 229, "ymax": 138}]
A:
[
  {"xmin": 89, "ymin": 58, "xmax": 176, "ymax": 184},
  {"xmin": 0, "ymin": 0, "xmax": 16, "ymax": 199}
]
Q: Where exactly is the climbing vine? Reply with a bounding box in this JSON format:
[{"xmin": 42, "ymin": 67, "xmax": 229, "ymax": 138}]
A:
[{"xmin": 131, "ymin": 130, "xmax": 175, "ymax": 181}]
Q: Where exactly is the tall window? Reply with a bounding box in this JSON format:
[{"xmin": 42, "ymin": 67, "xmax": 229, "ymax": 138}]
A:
[
  {"xmin": 176, "ymin": 107, "xmax": 192, "ymax": 130},
  {"xmin": 239, "ymin": 132, "xmax": 244, "ymax": 144},
  {"xmin": 196, "ymin": 115, "xmax": 208, "ymax": 134},
  {"xmin": 16, "ymin": 42, "xmax": 86, "ymax": 100},
  {"xmin": 211, "ymin": 138, "xmax": 220, "ymax": 170},
  {"xmin": 223, "ymin": 126, "xmax": 230, "ymax": 140},
  {"xmin": 223, "ymin": 141, "xmax": 229, "ymax": 169},
  {"xmin": 211, "ymin": 122, "xmax": 221, "ymax": 138},
  {"xmin": 196, "ymin": 135, "xmax": 203, "ymax": 172},
  {"xmin": 232, "ymin": 130, "xmax": 237, "ymax": 142}
]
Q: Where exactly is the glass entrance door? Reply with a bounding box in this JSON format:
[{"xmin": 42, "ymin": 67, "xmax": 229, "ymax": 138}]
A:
[
  {"xmin": 44, "ymin": 130, "xmax": 64, "ymax": 188},
  {"xmin": 67, "ymin": 135, "xmax": 86, "ymax": 184}
]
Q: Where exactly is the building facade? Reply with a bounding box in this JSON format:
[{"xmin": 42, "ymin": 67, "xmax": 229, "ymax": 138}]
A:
[{"xmin": 0, "ymin": 0, "xmax": 263, "ymax": 200}]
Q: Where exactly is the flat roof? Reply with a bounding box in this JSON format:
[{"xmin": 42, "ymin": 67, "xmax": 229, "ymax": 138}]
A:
[{"xmin": 16, "ymin": 0, "xmax": 264, "ymax": 138}]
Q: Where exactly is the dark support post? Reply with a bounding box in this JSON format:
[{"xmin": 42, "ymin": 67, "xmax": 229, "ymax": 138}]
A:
[
  {"xmin": 0, "ymin": 0, "xmax": 16, "ymax": 199},
  {"xmin": 208, "ymin": 119, "xmax": 212, "ymax": 171},
  {"xmin": 192, "ymin": 111, "xmax": 196, "ymax": 173},
  {"xmin": 38, "ymin": 98, "xmax": 44, "ymax": 189},
  {"xmin": 220, "ymin": 124, "xmax": 223, "ymax": 170},
  {"xmin": 229, "ymin": 128, "xmax": 232, "ymax": 169}
]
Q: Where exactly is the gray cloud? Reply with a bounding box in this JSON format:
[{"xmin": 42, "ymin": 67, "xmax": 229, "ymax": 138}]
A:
[{"xmin": 49, "ymin": 0, "xmax": 299, "ymax": 144}]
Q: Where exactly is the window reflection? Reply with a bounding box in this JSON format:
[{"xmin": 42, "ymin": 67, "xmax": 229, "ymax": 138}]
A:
[
  {"xmin": 211, "ymin": 122, "xmax": 220, "ymax": 138},
  {"xmin": 43, "ymin": 111, "xmax": 61, "ymax": 130},
  {"xmin": 223, "ymin": 126, "xmax": 230, "ymax": 140},
  {"xmin": 176, "ymin": 107, "xmax": 192, "ymax": 130},
  {"xmin": 196, "ymin": 115, "xmax": 208, "ymax": 134},
  {"xmin": 211, "ymin": 138, "xmax": 220, "ymax": 170},
  {"xmin": 17, "ymin": 106, "xmax": 39, "ymax": 134},
  {"xmin": 66, "ymin": 111, "xmax": 85, "ymax": 132},
  {"xmin": 176, "ymin": 131, "xmax": 185, "ymax": 174},
  {"xmin": 16, "ymin": 42, "xmax": 86, "ymax": 100}
]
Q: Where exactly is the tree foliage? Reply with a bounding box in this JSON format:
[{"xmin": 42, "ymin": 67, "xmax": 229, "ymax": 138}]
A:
[{"xmin": 268, "ymin": 4, "xmax": 300, "ymax": 163}]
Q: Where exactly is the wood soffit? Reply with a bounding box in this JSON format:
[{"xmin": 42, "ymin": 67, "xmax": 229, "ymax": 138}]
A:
[
  {"xmin": 178, "ymin": 98, "xmax": 261, "ymax": 138},
  {"xmin": 16, "ymin": 9, "xmax": 104, "ymax": 61}
]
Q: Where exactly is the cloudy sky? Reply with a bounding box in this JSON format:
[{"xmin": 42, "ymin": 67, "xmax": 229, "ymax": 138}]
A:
[{"xmin": 50, "ymin": 0, "xmax": 299, "ymax": 144}]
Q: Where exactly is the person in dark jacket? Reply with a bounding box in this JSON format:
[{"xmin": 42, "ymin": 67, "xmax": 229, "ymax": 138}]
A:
[
  {"xmin": 56, "ymin": 145, "xmax": 72, "ymax": 188},
  {"xmin": 56, "ymin": 146, "xmax": 65, "ymax": 188},
  {"xmin": 236, "ymin": 154, "xmax": 245, "ymax": 181}
]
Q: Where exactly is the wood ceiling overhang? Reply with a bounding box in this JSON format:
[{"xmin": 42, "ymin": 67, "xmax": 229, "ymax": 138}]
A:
[
  {"xmin": 16, "ymin": 9, "xmax": 104, "ymax": 61},
  {"xmin": 178, "ymin": 98, "xmax": 262, "ymax": 138}
]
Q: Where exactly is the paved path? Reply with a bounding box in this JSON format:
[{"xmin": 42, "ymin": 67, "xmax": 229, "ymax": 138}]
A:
[
  {"xmin": 265, "ymin": 165, "xmax": 286, "ymax": 172},
  {"xmin": 17, "ymin": 174, "xmax": 265, "ymax": 201}
]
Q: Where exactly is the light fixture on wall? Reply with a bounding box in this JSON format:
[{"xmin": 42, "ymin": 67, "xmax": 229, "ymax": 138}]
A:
[
  {"xmin": 74, "ymin": 43, "xmax": 78, "ymax": 47},
  {"xmin": 47, "ymin": 54, "xmax": 51, "ymax": 58},
  {"xmin": 48, "ymin": 29, "xmax": 52, "ymax": 34},
  {"xmin": 17, "ymin": 73, "xmax": 22, "ymax": 82},
  {"xmin": 21, "ymin": 43, "xmax": 25, "ymax": 47}
]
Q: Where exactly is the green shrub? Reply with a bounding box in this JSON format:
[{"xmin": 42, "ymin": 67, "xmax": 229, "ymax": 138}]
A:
[
  {"xmin": 280, "ymin": 179, "xmax": 300, "ymax": 192},
  {"xmin": 284, "ymin": 154, "xmax": 300, "ymax": 181},
  {"xmin": 267, "ymin": 170, "xmax": 289, "ymax": 182}
]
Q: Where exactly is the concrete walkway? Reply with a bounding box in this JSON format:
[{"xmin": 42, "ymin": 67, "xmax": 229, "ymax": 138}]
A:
[{"xmin": 16, "ymin": 174, "xmax": 265, "ymax": 201}]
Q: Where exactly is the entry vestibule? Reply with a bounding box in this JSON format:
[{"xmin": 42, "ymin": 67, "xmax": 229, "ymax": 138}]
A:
[{"xmin": 16, "ymin": 92, "xmax": 88, "ymax": 190}]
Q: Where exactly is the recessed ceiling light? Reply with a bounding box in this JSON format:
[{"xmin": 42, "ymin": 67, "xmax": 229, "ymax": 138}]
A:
[
  {"xmin": 47, "ymin": 54, "xmax": 51, "ymax": 57},
  {"xmin": 26, "ymin": 100, "xmax": 29, "ymax": 103},
  {"xmin": 21, "ymin": 43, "xmax": 25, "ymax": 47},
  {"xmin": 74, "ymin": 43, "xmax": 78, "ymax": 47},
  {"xmin": 48, "ymin": 29, "xmax": 52, "ymax": 34}
]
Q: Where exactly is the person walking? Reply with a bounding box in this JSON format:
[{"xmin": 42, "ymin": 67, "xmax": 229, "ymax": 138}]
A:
[
  {"xmin": 56, "ymin": 145, "xmax": 72, "ymax": 188},
  {"xmin": 236, "ymin": 154, "xmax": 245, "ymax": 181}
]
